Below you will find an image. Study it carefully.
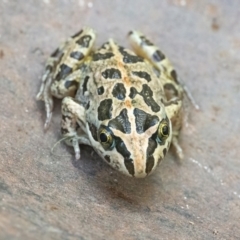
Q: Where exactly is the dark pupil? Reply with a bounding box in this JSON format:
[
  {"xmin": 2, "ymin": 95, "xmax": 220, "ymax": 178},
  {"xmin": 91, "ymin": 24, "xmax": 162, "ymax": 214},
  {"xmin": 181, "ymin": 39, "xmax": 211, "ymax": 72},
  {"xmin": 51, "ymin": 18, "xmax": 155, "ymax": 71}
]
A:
[
  {"xmin": 100, "ymin": 133, "xmax": 108, "ymax": 143},
  {"xmin": 162, "ymin": 125, "xmax": 169, "ymax": 136}
]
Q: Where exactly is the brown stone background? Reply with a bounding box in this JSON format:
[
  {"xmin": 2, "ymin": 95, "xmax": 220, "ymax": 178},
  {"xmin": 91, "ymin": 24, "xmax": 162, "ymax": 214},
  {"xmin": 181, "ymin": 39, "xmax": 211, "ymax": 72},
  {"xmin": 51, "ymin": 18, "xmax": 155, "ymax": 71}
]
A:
[{"xmin": 0, "ymin": 0, "xmax": 240, "ymax": 239}]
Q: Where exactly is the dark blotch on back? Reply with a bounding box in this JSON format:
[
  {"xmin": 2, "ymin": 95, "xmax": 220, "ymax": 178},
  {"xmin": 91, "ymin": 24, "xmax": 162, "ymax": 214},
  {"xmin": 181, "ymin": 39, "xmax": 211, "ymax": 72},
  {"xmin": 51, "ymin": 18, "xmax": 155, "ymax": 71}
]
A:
[
  {"xmin": 102, "ymin": 68, "xmax": 122, "ymax": 79},
  {"xmin": 97, "ymin": 86, "xmax": 104, "ymax": 95},
  {"xmin": 82, "ymin": 76, "xmax": 89, "ymax": 94},
  {"xmin": 115, "ymin": 136, "xmax": 134, "ymax": 176},
  {"xmin": 119, "ymin": 46, "xmax": 144, "ymax": 64},
  {"xmin": 55, "ymin": 64, "xmax": 72, "ymax": 81},
  {"xmin": 92, "ymin": 52, "xmax": 114, "ymax": 61},
  {"xmin": 70, "ymin": 51, "xmax": 84, "ymax": 60},
  {"xmin": 88, "ymin": 122, "xmax": 98, "ymax": 141},
  {"xmin": 133, "ymin": 108, "xmax": 159, "ymax": 134},
  {"xmin": 76, "ymin": 35, "xmax": 92, "ymax": 48},
  {"xmin": 132, "ymin": 71, "xmax": 152, "ymax": 82},
  {"xmin": 140, "ymin": 84, "xmax": 161, "ymax": 112},
  {"xmin": 129, "ymin": 87, "xmax": 138, "ymax": 99},
  {"xmin": 152, "ymin": 50, "xmax": 165, "ymax": 62},
  {"xmin": 146, "ymin": 156, "xmax": 155, "ymax": 174},
  {"xmin": 112, "ymin": 83, "xmax": 126, "ymax": 100},
  {"xmin": 108, "ymin": 108, "xmax": 131, "ymax": 134},
  {"xmin": 98, "ymin": 99, "xmax": 113, "ymax": 121}
]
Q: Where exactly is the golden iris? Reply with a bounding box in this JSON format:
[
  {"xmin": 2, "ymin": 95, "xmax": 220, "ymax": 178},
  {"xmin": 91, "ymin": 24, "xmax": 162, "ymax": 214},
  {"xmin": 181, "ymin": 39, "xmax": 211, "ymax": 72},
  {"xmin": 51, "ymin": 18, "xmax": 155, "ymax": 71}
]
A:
[
  {"xmin": 157, "ymin": 121, "xmax": 169, "ymax": 141},
  {"xmin": 98, "ymin": 126, "xmax": 114, "ymax": 149}
]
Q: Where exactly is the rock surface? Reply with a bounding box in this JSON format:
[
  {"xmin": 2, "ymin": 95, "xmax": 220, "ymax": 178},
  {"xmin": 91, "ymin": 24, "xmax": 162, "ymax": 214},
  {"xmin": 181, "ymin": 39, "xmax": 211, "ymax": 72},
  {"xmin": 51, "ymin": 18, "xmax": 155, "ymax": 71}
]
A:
[{"xmin": 0, "ymin": 0, "xmax": 239, "ymax": 239}]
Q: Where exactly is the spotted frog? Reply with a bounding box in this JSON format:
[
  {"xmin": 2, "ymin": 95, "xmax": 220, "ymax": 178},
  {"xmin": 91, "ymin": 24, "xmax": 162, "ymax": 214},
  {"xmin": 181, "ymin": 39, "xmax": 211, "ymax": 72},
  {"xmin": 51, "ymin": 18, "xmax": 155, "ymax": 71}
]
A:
[{"xmin": 37, "ymin": 27, "xmax": 184, "ymax": 178}]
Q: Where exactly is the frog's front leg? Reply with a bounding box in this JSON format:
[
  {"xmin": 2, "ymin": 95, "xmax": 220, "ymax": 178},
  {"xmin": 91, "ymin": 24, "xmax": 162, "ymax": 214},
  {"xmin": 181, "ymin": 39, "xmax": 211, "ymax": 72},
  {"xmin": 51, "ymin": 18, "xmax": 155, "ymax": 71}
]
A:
[
  {"xmin": 61, "ymin": 96, "xmax": 91, "ymax": 160},
  {"xmin": 128, "ymin": 31, "xmax": 184, "ymax": 158},
  {"xmin": 36, "ymin": 27, "xmax": 96, "ymax": 129}
]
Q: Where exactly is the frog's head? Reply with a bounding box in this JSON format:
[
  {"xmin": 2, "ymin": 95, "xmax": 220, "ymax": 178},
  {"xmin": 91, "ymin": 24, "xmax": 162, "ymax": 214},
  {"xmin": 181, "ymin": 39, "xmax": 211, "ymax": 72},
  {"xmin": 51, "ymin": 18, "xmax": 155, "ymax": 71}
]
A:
[{"xmin": 87, "ymin": 107, "xmax": 172, "ymax": 178}]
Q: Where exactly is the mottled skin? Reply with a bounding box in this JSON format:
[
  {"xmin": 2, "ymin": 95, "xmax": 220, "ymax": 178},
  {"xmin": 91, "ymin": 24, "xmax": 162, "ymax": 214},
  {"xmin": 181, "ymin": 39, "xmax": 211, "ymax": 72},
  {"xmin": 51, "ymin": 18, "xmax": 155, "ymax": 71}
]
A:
[{"xmin": 37, "ymin": 27, "xmax": 184, "ymax": 178}]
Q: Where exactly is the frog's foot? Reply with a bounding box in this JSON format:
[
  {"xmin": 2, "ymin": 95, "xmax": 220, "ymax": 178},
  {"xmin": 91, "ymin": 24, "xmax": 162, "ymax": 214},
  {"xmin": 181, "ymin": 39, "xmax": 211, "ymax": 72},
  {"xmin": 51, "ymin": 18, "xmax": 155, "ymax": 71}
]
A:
[
  {"xmin": 36, "ymin": 68, "xmax": 50, "ymax": 101},
  {"xmin": 63, "ymin": 135, "xmax": 91, "ymax": 160},
  {"xmin": 172, "ymin": 135, "xmax": 184, "ymax": 160},
  {"xmin": 36, "ymin": 67, "xmax": 54, "ymax": 130},
  {"xmin": 61, "ymin": 96, "xmax": 90, "ymax": 160},
  {"xmin": 182, "ymin": 83, "xmax": 200, "ymax": 110}
]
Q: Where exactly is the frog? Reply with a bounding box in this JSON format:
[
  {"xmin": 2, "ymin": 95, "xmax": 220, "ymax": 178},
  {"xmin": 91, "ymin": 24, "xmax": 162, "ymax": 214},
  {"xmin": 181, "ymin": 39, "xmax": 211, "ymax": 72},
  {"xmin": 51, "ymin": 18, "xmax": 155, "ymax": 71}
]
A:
[{"xmin": 36, "ymin": 27, "xmax": 184, "ymax": 178}]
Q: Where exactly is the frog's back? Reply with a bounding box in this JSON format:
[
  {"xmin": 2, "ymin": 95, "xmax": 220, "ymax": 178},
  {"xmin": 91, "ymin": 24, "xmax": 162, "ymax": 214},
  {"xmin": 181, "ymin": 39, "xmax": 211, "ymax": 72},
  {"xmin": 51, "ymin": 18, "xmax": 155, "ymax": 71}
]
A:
[{"xmin": 85, "ymin": 40, "xmax": 165, "ymax": 123}]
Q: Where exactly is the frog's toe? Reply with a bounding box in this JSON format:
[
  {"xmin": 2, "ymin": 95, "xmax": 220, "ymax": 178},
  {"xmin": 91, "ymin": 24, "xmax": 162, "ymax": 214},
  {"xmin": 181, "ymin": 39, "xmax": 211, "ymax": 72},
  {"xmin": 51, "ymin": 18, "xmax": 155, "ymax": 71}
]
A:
[
  {"xmin": 44, "ymin": 112, "xmax": 52, "ymax": 130},
  {"xmin": 176, "ymin": 147, "xmax": 184, "ymax": 160},
  {"xmin": 73, "ymin": 138, "xmax": 81, "ymax": 160},
  {"xmin": 172, "ymin": 136, "xmax": 184, "ymax": 160},
  {"xmin": 63, "ymin": 137, "xmax": 80, "ymax": 160},
  {"xmin": 43, "ymin": 96, "xmax": 54, "ymax": 130},
  {"xmin": 36, "ymin": 92, "xmax": 43, "ymax": 101}
]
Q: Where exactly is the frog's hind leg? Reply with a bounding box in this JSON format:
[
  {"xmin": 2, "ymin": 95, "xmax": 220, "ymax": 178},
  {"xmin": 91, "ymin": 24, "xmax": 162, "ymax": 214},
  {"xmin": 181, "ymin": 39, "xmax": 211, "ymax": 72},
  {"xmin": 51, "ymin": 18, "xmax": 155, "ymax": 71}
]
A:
[
  {"xmin": 37, "ymin": 27, "xmax": 96, "ymax": 129},
  {"xmin": 36, "ymin": 40, "xmax": 71, "ymax": 129},
  {"xmin": 128, "ymin": 30, "xmax": 184, "ymax": 159},
  {"xmin": 128, "ymin": 30, "xmax": 199, "ymax": 110},
  {"xmin": 61, "ymin": 96, "xmax": 91, "ymax": 160},
  {"xmin": 128, "ymin": 31, "xmax": 179, "ymax": 81}
]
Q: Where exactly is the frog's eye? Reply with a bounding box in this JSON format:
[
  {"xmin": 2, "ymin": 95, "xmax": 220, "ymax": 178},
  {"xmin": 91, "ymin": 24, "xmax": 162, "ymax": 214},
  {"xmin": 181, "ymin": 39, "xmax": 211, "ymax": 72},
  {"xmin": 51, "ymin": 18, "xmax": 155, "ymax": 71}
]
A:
[
  {"xmin": 98, "ymin": 125, "xmax": 114, "ymax": 150},
  {"xmin": 157, "ymin": 120, "xmax": 170, "ymax": 142}
]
